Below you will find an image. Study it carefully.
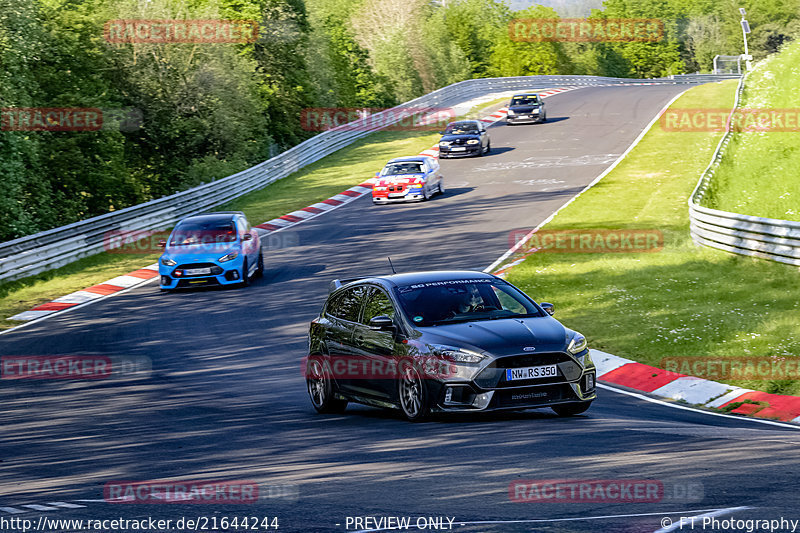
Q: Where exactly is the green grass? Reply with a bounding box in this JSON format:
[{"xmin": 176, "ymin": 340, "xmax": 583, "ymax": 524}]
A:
[
  {"xmin": 503, "ymin": 78, "xmax": 800, "ymax": 396},
  {"xmin": 702, "ymin": 40, "xmax": 800, "ymax": 221},
  {"xmin": 0, "ymin": 96, "xmax": 519, "ymax": 329}
]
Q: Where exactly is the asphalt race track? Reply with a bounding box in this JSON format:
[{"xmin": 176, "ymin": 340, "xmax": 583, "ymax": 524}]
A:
[{"xmin": 2, "ymin": 84, "xmax": 799, "ymax": 533}]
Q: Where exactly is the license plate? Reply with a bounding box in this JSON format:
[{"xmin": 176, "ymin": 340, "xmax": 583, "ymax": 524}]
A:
[
  {"xmin": 388, "ymin": 192, "xmax": 406, "ymax": 198},
  {"xmin": 506, "ymin": 364, "xmax": 558, "ymax": 381},
  {"xmin": 450, "ymin": 147, "xmax": 466, "ymax": 151},
  {"xmin": 185, "ymin": 267, "xmax": 212, "ymax": 276}
]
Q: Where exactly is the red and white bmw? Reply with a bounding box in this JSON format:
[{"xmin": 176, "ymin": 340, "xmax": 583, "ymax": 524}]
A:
[{"xmin": 372, "ymin": 156, "xmax": 445, "ymax": 204}]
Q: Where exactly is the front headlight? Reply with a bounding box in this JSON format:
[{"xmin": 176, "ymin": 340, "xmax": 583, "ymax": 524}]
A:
[
  {"xmin": 466, "ymin": 139, "xmax": 479, "ymax": 145},
  {"xmin": 567, "ymin": 333, "xmax": 588, "ymax": 354},
  {"xmin": 160, "ymin": 257, "xmax": 176, "ymax": 266},
  {"xmin": 439, "ymin": 141, "xmax": 451, "ymax": 147},
  {"xmin": 218, "ymin": 251, "xmax": 239, "ymax": 263},
  {"xmin": 432, "ymin": 345, "xmax": 487, "ymax": 364},
  {"xmin": 507, "ymin": 110, "xmax": 516, "ymax": 116},
  {"xmin": 374, "ymin": 186, "xmax": 387, "ymax": 191},
  {"xmin": 410, "ymin": 184, "xmax": 423, "ymax": 188}
]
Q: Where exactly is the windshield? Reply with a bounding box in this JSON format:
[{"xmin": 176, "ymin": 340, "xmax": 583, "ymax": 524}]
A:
[
  {"xmin": 510, "ymin": 96, "xmax": 540, "ymax": 106},
  {"xmin": 444, "ymin": 122, "xmax": 479, "ymax": 134},
  {"xmin": 382, "ymin": 162, "xmax": 423, "ymax": 175},
  {"xmin": 169, "ymin": 220, "xmax": 237, "ymax": 246},
  {"xmin": 394, "ymin": 279, "xmax": 543, "ymax": 326}
]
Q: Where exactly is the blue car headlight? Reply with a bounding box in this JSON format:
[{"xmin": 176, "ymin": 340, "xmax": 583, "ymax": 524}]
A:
[
  {"xmin": 160, "ymin": 257, "xmax": 176, "ymax": 267},
  {"xmin": 218, "ymin": 251, "xmax": 239, "ymax": 263},
  {"xmin": 466, "ymin": 139, "xmax": 479, "ymax": 145}
]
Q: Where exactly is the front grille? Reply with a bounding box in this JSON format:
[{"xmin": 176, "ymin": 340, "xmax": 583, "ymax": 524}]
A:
[
  {"xmin": 174, "ymin": 263, "xmax": 224, "ymax": 277},
  {"xmin": 475, "ymin": 352, "xmax": 580, "ymax": 389},
  {"xmin": 495, "ymin": 384, "xmax": 572, "ymax": 408}
]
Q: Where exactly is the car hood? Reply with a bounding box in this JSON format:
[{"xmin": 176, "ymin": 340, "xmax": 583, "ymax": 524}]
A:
[
  {"xmin": 163, "ymin": 243, "xmax": 239, "ymax": 260},
  {"xmin": 440, "ymin": 133, "xmax": 480, "ymax": 142},
  {"xmin": 417, "ymin": 316, "xmax": 569, "ymax": 356},
  {"xmin": 509, "ymin": 104, "xmax": 541, "ymax": 113},
  {"xmin": 377, "ymin": 173, "xmax": 426, "ymax": 186}
]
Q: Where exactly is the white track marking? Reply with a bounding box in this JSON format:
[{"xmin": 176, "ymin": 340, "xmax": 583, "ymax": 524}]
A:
[
  {"xmin": 598, "ymin": 383, "xmax": 800, "ymax": 429},
  {"xmin": 351, "ymin": 508, "xmax": 746, "ymax": 532},
  {"xmin": 484, "ymin": 89, "xmax": 690, "ymax": 274}
]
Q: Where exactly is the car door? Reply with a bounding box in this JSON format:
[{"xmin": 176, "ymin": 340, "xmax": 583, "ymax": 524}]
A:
[
  {"xmin": 323, "ymin": 285, "xmax": 369, "ymax": 394},
  {"xmin": 350, "ymin": 286, "xmax": 407, "ymax": 401},
  {"xmin": 428, "ymin": 158, "xmax": 442, "ymax": 191}
]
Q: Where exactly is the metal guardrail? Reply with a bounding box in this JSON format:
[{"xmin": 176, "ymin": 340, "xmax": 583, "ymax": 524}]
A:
[
  {"xmin": 0, "ymin": 73, "xmax": 739, "ymax": 283},
  {"xmin": 688, "ymin": 74, "xmax": 800, "ymax": 267}
]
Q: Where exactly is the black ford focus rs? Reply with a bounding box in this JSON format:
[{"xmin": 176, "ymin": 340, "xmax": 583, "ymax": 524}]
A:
[{"xmin": 305, "ymin": 271, "xmax": 596, "ymax": 421}]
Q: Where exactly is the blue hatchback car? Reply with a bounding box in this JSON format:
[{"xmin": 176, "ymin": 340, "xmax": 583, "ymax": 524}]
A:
[{"xmin": 158, "ymin": 211, "xmax": 263, "ymax": 290}]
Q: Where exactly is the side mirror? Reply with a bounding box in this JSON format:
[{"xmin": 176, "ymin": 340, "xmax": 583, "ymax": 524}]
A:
[
  {"xmin": 438, "ymin": 131, "xmax": 445, "ymax": 135},
  {"xmin": 157, "ymin": 239, "xmax": 167, "ymax": 248},
  {"xmin": 368, "ymin": 315, "xmax": 395, "ymax": 331},
  {"xmin": 375, "ymin": 172, "xmax": 380, "ymax": 178},
  {"xmin": 242, "ymin": 233, "xmax": 253, "ymax": 241},
  {"xmin": 540, "ymin": 302, "xmax": 555, "ymax": 316}
]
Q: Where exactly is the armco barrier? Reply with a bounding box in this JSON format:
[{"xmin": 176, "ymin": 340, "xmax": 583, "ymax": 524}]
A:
[
  {"xmin": 0, "ymin": 74, "xmax": 739, "ymax": 283},
  {"xmin": 688, "ymin": 74, "xmax": 800, "ymax": 267}
]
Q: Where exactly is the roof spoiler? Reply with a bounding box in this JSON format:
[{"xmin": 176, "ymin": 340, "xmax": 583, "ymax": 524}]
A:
[{"xmin": 329, "ymin": 277, "xmax": 364, "ymax": 292}]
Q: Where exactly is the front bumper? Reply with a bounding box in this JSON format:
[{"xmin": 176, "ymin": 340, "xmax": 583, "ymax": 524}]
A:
[
  {"xmin": 431, "ymin": 351, "xmax": 596, "ymax": 412},
  {"xmin": 372, "ymin": 185, "xmax": 426, "ymax": 203},
  {"xmin": 507, "ymin": 113, "xmax": 543, "ymax": 124},
  {"xmin": 158, "ymin": 259, "xmax": 245, "ymax": 289},
  {"xmin": 439, "ymin": 146, "xmax": 481, "ymax": 158}
]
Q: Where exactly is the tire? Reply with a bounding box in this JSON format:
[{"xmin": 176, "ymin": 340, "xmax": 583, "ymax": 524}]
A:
[
  {"xmin": 485, "ymin": 141, "xmax": 491, "ymax": 154},
  {"xmin": 255, "ymin": 251, "xmax": 264, "ymax": 278},
  {"xmin": 422, "ymin": 183, "xmax": 431, "ymax": 201},
  {"xmin": 438, "ymin": 179, "xmax": 445, "ymax": 195},
  {"xmin": 552, "ymin": 401, "xmax": 592, "ymax": 417},
  {"xmin": 240, "ymin": 259, "xmax": 250, "ymax": 287},
  {"xmin": 540, "ymin": 112, "xmax": 547, "ymax": 123},
  {"xmin": 306, "ymin": 356, "xmax": 347, "ymax": 414},
  {"xmin": 398, "ymin": 364, "xmax": 430, "ymax": 421}
]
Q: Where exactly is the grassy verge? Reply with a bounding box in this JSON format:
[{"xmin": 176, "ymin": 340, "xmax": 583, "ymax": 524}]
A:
[
  {"xmin": 702, "ymin": 41, "xmax": 800, "ymax": 221},
  {"xmin": 503, "ymin": 78, "xmax": 800, "ymax": 397},
  {"xmin": 0, "ymin": 91, "xmax": 527, "ymax": 330}
]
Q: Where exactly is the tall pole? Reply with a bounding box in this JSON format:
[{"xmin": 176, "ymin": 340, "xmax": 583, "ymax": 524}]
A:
[{"xmin": 739, "ymin": 8, "xmax": 752, "ymax": 71}]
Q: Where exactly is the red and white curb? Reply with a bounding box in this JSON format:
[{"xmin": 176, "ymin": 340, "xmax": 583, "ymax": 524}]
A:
[
  {"xmin": 8, "ymin": 266, "xmax": 159, "ymax": 321},
  {"xmin": 4, "ymin": 86, "xmax": 577, "ymax": 324},
  {"xmin": 594, "ymin": 346, "xmax": 800, "ymax": 424}
]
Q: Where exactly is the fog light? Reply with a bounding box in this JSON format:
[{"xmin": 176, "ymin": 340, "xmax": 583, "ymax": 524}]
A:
[
  {"xmin": 444, "ymin": 387, "xmax": 453, "ymax": 404},
  {"xmin": 472, "ymin": 391, "xmax": 494, "ymax": 409},
  {"xmin": 160, "ymin": 276, "xmax": 170, "ymax": 285},
  {"xmin": 585, "ymin": 373, "xmax": 595, "ymax": 391}
]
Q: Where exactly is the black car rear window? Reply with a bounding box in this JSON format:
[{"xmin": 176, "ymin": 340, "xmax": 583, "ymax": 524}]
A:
[{"xmin": 394, "ymin": 279, "xmax": 542, "ymax": 326}]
